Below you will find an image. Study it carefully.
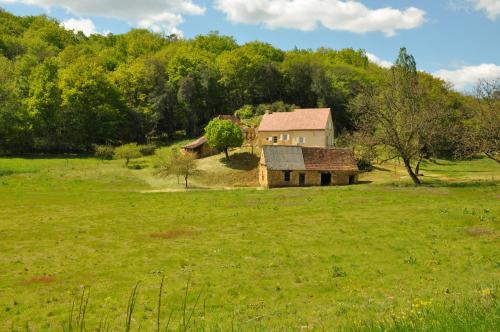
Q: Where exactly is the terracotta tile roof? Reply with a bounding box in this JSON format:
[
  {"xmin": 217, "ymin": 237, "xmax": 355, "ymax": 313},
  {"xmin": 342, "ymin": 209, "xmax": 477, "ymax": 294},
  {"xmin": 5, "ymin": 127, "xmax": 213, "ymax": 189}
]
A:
[
  {"xmin": 261, "ymin": 145, "xmax": 358, "ymax": 172},
  {"xmin": 183, "ymin": 136, "xmax": 207, "ymax": 149},
  {"xmin": 302, "ymin": 147, "xmax": 358, "ymax": 172},
  {"xmin": 258, "ymin": 108, "xmax": 331, "ymax": 132}
]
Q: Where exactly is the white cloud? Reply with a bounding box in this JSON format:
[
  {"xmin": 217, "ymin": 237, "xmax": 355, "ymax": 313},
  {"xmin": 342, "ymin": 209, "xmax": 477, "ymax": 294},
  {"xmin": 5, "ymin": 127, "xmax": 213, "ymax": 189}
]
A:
[
  {"xmin": 470, "ymin": 0, "xmax": 500, "ymax": 20},
  {"xmin": 215, "ymin": 0, "xmax": 426, "ymax": 37},
  {"xmin": 366, "ymin": 52, "xmax": 392, "ymax": 68},
  {"xmin": 61, "ymin": 18, "xmax": 96, "ymax": 36},
  {"xmin": 434, "ymin": 64, "xmax": 500, "ymax": 90},
  {"xmin": 0, "ymin": 0, "xmax": 206, "ymax": 34}
]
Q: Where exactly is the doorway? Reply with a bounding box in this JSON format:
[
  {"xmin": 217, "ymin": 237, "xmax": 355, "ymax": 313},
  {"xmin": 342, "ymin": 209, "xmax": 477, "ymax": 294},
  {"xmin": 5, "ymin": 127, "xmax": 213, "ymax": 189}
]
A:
[
  {"xmin": 320, "ymin": 172, "xmax": 331, "ymax": 186},
  {"xmin": 299, "ymin": 173, "xmax": 305, "ymax": 186},
  {"xmin": 349, "ymin": 175, "xmax": 356, "ymax": 184}
]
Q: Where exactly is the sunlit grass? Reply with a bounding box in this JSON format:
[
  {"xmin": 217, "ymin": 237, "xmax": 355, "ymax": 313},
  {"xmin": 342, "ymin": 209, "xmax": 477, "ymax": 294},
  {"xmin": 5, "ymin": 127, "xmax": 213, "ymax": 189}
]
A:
[{"xmin": 0, "ymin": 154, "xmax": 498, "ymax": 330}]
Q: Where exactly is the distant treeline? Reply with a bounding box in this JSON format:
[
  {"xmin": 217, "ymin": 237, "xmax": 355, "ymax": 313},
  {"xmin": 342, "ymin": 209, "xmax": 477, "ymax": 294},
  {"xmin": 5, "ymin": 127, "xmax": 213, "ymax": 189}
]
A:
[{"xmin": 0, "ymin": 9, "xmax": 473, "ymax": 154}]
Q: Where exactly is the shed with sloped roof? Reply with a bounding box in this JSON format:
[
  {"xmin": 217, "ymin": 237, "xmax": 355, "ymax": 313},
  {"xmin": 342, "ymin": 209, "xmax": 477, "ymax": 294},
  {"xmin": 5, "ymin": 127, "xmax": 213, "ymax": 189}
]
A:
[{"xmin": 259, "ymin": 145, "xmax": 359, "ymax": 188}]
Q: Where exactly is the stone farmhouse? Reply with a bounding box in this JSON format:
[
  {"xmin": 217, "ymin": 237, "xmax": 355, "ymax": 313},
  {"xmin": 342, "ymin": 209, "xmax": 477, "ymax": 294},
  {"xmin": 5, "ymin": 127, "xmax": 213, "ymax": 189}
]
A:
[
  {"xmin": 257, "ymin": 107, "xmax": 359, "ymax": 188},
  {"xmin": 259, "ymin": 145, "xmax": 359, "ymax": 188},
  {"xmin": 257, "ymin": 108, "xmax": 334, "ymax": 147}
]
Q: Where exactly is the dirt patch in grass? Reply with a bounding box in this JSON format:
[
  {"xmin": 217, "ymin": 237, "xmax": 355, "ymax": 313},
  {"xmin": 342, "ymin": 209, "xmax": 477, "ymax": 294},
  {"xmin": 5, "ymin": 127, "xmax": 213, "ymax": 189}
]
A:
[
  {"xmin": 465, "ymin": 227, "xmax": 495, "ymax": 237},
  {"xmin": 150, "ymin": 229, "xmax": 195, "ymax": 239},
  {"xmin": 23, "ymin": 275, "xmax": 55, "ymax": 284}
]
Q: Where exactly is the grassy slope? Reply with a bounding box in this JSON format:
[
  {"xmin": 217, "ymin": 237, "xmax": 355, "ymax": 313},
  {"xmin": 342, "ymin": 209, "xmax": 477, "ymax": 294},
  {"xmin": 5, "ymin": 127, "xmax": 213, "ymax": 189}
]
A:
[{"xmin": 0, "ymin": 152, "xmax": 498, "ymax": 330}]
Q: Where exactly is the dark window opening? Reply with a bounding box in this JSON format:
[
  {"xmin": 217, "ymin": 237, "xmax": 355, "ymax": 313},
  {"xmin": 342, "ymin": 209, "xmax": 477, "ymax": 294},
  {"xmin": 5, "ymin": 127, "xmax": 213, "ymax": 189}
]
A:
[
  {"xmin": 273, "ymin": 136, "xmax": 278, "ymax": 143},
  {"xmin": 321, "ymin": 172, "xmax": 331, "ymax": 186},
  {"xmin": 283, "ymin": 170, "xmax": 291, "ymax": 182},
  {"xmin": 349, "ymin": 175, "xmax": 355, "ymax": 184}
]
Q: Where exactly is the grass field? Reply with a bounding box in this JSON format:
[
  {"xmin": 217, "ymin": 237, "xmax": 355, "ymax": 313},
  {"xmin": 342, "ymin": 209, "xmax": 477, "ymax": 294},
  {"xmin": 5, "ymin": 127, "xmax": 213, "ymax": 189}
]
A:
[{"xmin": 0, "ymin": 150, "xmax": 499, "ymax": 331}]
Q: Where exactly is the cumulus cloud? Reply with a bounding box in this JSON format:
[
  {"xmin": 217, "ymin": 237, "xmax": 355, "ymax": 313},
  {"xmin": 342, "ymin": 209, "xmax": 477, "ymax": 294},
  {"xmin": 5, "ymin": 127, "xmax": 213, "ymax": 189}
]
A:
[
  {"xmin": 434, "ymin": 64, "xmax": 500, "ymax": 90},
  {"xmin": 61, "ymin": 18, "xmax": 96, "ymax": 36},
  {"xmin": 366, "ymin": 52, "xmax": 392, "ymax": 68},
  {"xmin": 215, "ymin": 0, "xmax": 426, "ymax": 36},
  {"xmin": 0, "ymin": 0, "xmax": 206, "ymax": 34},
  {"xmin": 470, "ymin": 0, "xmax": 500, "ymax": 20}
]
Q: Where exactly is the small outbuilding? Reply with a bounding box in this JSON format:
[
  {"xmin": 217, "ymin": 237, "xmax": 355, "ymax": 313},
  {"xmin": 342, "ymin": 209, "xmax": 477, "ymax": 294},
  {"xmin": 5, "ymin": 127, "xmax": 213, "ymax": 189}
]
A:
[
  {"xmin": 182, "ymin": 136, "xmax": 218, "ymax": 158},
  {"xmin": 259, "ymin": 145, "xmax": 359, "ymax": 188}
]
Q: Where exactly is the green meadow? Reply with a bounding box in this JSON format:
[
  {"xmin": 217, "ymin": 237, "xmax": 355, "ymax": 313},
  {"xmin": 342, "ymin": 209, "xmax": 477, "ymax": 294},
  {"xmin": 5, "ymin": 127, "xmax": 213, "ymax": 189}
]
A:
[{"xmin": 0, "ymin": 153, "xmax": 498, "ymax": 331}]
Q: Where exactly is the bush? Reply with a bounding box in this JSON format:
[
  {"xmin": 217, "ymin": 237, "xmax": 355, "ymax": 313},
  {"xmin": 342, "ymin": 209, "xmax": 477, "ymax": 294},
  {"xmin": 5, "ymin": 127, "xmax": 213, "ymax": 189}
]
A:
[
  {"xmin": 114, "ymin": 143, "xmax": 142, "ymax": 166},
  {"xmin": 356, "ymin": 158, "xmax": 374, "ymax": 171},
  {"xmin": 138, "ymin": 144, "xmax": 156, "ymax": 156},
  {"xmin": 234, "ymin": 105, "xmax": 254, "ymax": 119},
  {"xmin": 94, "ymin": 145, "xmax": 115, "ymax": 161}
]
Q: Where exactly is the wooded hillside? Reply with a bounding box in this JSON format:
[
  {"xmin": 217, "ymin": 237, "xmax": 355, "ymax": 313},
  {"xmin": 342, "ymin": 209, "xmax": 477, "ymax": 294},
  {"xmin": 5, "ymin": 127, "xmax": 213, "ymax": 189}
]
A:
[{"xmin": 0, "ymin": 9, "xmax": 482, "ymax": 155}]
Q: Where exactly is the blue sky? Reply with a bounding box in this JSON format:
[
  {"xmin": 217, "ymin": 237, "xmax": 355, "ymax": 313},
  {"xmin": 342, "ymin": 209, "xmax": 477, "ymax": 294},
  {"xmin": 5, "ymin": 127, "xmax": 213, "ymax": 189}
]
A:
[{"xmin": 1, "ymin": 0, "xmax": 499, "ymax": 90}]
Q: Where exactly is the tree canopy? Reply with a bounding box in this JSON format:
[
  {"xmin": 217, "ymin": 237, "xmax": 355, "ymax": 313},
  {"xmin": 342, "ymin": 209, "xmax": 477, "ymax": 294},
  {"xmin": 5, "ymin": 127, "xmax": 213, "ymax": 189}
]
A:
[
  {"xmin": 204, "ymin": 119, "xmax": 244, "ymax": 160},
  {"xmin": 0, "ymin": 8, "xmax": 496, "ymax": 171}
]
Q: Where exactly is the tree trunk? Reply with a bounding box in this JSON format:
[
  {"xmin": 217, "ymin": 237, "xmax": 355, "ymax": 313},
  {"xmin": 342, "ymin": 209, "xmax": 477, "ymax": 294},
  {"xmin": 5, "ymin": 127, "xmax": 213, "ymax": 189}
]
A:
[
  {"xmin": 224, "ymin": 148, "xmax": 230, "ymax": 160},
  {"xmin": 184, "ymin": 175, "xmax": 188, "ymax": 188},
  {"xmin": 415, "ymin": 157, "xmax": 422, "ymax": 175},
  {"xmin": 403, "ymin": 158, "xmax": 421, "ymax": 186},
  {"xmin": 485, "ymin": 152, "xmax": 500, "ymax": 164}
]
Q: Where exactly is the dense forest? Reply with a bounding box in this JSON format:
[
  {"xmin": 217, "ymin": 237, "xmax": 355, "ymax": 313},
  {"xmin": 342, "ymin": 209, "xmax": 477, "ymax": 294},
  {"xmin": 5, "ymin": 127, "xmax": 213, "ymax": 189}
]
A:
[{"xmin": 0, "ymin": 9, "xmax": 496, "ymax": 162}]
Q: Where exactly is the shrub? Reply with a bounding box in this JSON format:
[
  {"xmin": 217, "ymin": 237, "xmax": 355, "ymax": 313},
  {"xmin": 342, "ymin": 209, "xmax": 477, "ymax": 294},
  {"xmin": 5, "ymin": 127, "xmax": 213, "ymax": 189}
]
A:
[
  {"xmin": 234, "ymin": 105, "xmax": 254, "ymax": 119},
  {"xmin": 356, "ymin": 157, "xmax": 374, "ymax": 171},
  {"xmin": 114, "ymin": 143, "xmax": 142, "ymax": 166},
  {"xmin": 138, "ymin": 144, "xmax": 156, "ymax": 156},
  {"xmin": 94, "ymin": 145, "xmax": 115, "ymax": 161}
]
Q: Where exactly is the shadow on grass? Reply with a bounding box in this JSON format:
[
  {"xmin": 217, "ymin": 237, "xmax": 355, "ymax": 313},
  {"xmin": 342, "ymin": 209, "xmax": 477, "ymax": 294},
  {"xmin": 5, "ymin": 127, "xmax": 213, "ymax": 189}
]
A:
[
  {"xmin": 372, "ymin": 166, "xmax": 392, "ymax": 172},
  {"xmin": 220, "ymin": 152, "xmax": 259, "ymax": 171},
  {"xmin": 421, "ymin": 168, "xmax": 492, "ymax": 173},
  {"xmin": 389, "ymin": 179, "xmax": 498, "ymax": 188}
]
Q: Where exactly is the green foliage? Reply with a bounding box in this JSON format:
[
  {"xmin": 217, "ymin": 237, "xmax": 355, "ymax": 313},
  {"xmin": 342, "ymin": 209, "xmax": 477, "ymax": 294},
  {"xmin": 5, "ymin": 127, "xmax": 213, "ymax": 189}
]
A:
[
  {"xmin": 234, "ymin": 105, "xmax": 254, "ymax": 119},
  {"xmin": 0, "ymin": 9, "xmax": 471, "ymax": 155},
  {"xmin": 114, "ymin": 143, "xmax": 142, "ymax": 165},
  {"xmin": 204, "ymin": 119, "xmax": 243, "ymax": 159},
  {"xmin": 94, "ymin": 145, "xmax": 115, "ymax": 161},
  {"xmin": 138, "ymin": 144, "xmax": 156, "ymax": 156}
]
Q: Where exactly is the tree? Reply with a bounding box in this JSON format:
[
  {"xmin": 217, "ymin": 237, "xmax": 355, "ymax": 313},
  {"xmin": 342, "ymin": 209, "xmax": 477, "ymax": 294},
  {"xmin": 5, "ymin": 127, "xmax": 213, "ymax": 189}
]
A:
[
  {"xmin": 175, "ymin": 152, "xmax": 199, "ymax": 188},
  {"xmin": 154, "ymin": 148, "xmax": 199, "ymax": 188},
  {"xmin": 204, "ymin": 119, "xmax": 243, "ymax": 160},
  {"xmin": 114, "ymin": 143, "xmax": 142, "ymax": 166},
  {"xmin": 350, "ymin": 48, "xmax": 452, "ymax": 186},
  {"xmin": 234, "ymin": 105, "xmax": 253, "ymax": 119},
  {"xmin": 458, "ymin": 79, "xmax": 500, "ymax": 163}
]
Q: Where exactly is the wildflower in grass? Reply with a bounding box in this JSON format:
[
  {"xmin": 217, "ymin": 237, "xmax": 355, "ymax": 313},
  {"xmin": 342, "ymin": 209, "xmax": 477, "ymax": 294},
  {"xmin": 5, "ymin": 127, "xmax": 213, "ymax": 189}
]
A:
[{"xmin": 481, "ymin": 288, "xmax": 493, "ymax": 297}]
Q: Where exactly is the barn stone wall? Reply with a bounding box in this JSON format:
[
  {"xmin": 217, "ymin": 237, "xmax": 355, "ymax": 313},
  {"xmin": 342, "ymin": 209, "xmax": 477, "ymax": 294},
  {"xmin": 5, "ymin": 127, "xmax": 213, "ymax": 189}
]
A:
[{"xmin": 260, "ymin": 167, "xmax": 358, "ymax": 188}]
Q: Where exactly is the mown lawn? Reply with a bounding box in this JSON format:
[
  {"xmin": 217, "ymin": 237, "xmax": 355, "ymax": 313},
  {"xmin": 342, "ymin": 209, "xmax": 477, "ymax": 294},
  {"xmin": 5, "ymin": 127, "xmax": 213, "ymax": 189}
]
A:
[{"xmin": 0, "ymin": 156, "xmax": 498, "ymax": 330}]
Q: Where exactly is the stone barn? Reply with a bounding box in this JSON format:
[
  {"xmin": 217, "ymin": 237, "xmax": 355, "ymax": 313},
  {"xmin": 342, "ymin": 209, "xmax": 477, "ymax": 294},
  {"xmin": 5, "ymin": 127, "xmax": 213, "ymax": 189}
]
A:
[
  {"xmin": 182, "ymin": 136, "xmax": 218, "ymax": 158},
  {"xmin": 259, "ymin": 145, "xmax": 359, "ymax": 188}
]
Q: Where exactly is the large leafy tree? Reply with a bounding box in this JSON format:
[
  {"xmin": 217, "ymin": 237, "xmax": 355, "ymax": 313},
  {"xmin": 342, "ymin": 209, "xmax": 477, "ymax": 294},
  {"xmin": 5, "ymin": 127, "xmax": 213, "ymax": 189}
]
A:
[
  {"xmin": 458, "ymin": 79, "xmax": 500, "ymax": 163},
  {"xmin": 350, "ymin": 48, "xmax": 453, "ymax": 185},
  {"xmin": 26, "ymin": 57, "xmax": 61, "ymax": 150},
  {"xmin": 204, "ymin": 119, "xmax": 243, "ymax": 160},
  {"xmin": 58, "ymin": 57, "xmax": 124, "ymax": 150}
]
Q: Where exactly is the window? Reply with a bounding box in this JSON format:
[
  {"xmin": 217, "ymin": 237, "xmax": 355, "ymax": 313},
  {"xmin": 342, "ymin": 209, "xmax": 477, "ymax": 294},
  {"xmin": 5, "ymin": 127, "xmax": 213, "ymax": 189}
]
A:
[
  {"xmin": 273, "ymin": 136, "xmax": 278, "ymax": 144},
  {"xmin": 298, "ymin": 137, "xmax": 305, "ymax": 144},
  {"xmin": 281, "ymin": 133, "xmax": 289, "ymax": 141},
  {"xmin": 283, "ymin": 170, "xmax": 291, "ymax": 182}
]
